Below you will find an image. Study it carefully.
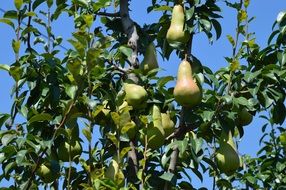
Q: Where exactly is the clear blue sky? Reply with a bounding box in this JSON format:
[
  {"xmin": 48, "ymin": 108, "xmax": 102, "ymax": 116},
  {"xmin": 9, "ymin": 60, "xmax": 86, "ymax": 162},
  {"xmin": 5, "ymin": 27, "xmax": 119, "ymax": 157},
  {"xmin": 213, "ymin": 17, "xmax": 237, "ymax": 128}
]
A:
[{"xmin": 0, "ymin": 0, "xmax": 285, "ymax": 188}]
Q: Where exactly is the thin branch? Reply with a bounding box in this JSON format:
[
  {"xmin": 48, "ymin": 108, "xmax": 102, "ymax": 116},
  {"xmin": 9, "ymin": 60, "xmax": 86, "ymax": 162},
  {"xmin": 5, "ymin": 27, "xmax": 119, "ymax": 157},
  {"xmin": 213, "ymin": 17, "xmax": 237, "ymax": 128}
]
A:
[
  {"xmin": 95, "ymin": 11, "xmax": 120, "ymax": 17},
  {"xmin": 27, "ymin": 1, "xmax": 32, "ymax": 52}
]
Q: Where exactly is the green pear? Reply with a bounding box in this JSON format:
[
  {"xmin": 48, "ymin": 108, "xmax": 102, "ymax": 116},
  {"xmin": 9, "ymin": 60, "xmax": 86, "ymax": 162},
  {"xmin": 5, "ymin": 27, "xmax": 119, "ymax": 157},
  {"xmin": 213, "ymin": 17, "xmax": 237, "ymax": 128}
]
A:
[
  {"xmin": 279, "ymin": 132, "xmax": 286, "ymax": 146},
  {"xmin": 140, "ymin": 43, "xmax": 159, "ymax": 74},
  {"xmin": 174, "ymin": 60, "xmax": 202, "ymax": 107},
  {"xmin": 161, "ymin": 113, "xmax": 175, "ymax": 137},
  {"xmin": 58, "ymin": 140, "xmax": 82, "ymax": 162},
  {"xmin": 166, "ymin": 4, "xmax": 190, "ymax": 48},
  {"xmin": 124, "ymin": 83, "xmax": 148, "ymax": 109},
  {"xmin": 215, "ymin": 130, "xmax": 240, "ymax": 175},
  {"xmin": 37, "ymin": 160, "xmax": 60, "ymax": 183},
  {"xmin": 238, "ymin": 108, "xmax": 253, "ymax": 126}
]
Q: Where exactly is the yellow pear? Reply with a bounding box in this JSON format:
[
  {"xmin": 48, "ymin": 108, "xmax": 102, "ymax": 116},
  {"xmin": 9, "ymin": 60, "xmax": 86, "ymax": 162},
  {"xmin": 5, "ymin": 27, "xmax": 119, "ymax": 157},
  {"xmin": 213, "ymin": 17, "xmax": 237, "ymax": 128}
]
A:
[
  {"xmin": 174, "ymin": 60, "xmax": 202, "ymax": 107},
  {"xmin": 140, "ymin": 43, "xmax": 159, "ymax": 74},
  {"xmin": 124, "ymin": 83, "xmax": 148, "ymax": 109},
  {"xmin": 215, "ymin": 130, "xmax": 240, "ymax": 175},
  {"xmin": 166, "ymin": 4, "xmax": 190, "ymax": 48},
  {"xmin": 161, "ymin": 113, "xmax": 175, "ymax": 137}
]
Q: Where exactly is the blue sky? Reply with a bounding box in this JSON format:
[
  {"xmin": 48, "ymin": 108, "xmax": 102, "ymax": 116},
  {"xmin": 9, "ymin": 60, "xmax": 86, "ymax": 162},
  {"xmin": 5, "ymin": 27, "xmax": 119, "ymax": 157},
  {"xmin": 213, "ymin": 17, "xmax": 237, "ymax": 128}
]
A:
[{"xmin": 0, "ymin": 0, "xmax": 285, "ymax": 188}]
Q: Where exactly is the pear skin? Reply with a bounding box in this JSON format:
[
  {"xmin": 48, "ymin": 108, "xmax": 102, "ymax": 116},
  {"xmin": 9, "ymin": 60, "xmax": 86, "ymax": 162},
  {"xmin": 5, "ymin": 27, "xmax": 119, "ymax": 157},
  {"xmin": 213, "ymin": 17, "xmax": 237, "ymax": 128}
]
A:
[
  {"xmin": 124, "ymin": 83, "xmax": 148, "ymax": 109},
  {"xmin": 140, "ymin": 43, "xmax": 159, "ymax": 74},
  {"xmin": 166, "ymin": 4, "xmax": 190, "ymax": 48},
  {"xmin": 161, "ymin": 113, "xmax": 175, "ymax": 137},
  {"xmin": 215, "ymin": 130, "xmax": 240, "ymax": 175},
  {"xmin": 174, "ymin": 60, "xmax": 202, "ymax": 108}
]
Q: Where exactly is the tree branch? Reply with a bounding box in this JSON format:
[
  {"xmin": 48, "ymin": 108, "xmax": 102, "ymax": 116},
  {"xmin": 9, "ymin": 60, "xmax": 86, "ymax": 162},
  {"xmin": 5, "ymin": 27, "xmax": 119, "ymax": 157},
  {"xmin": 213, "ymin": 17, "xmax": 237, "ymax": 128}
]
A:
[
  {"xmin": 119, "ymin": 0, "xmax": 140, "ymax": 186},
  {"xmin": 120, "ymin": 0, "xmax": 139, "ymax": 68},
  {"xmin": 95, "ymin": 11, "xmax": 120, "ymax": 17}
]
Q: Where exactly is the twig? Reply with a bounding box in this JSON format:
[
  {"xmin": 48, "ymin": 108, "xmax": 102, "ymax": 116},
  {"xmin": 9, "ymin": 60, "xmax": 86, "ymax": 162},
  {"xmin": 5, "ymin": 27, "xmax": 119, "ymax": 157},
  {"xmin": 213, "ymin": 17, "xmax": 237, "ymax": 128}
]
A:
[{"xmin": 95, "ymin": 11, "xmax": 120, "ymax": 17}]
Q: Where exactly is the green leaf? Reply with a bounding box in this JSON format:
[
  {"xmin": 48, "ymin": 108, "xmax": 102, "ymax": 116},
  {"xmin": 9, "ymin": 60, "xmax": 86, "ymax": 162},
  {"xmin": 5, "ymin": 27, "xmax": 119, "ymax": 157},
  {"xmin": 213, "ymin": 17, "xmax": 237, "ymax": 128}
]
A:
[
  {"xmin": 14, "ymin": 0, "xmax": 23, "ymax": 10},
  {"xmin": 0, "ymin": 18, "xmax": 15, "ymax": 29},
  {"xmin": 16, "ymin": 150, "xmax": 27, "ymax": 165},
  {"xmin": 212, "ymin": 19, "xmax": 222, "ymax": 40},
  {"xmin": 119, "ymin": 46, "xmax": 132, "ymax": 58},
  {"xmin": 227, "ymin": 35, "xmax": 235, "ymax": 47},
  {"xmin": 82, "ymin": 127, "xmax": 92, "ymax": 142},
  {"xmin": 185, "ymin": 7, "xmax": 195, "ymax": 21},
  {"xmin": 28, "ymin": 113, "xmax": 53, "ymax": 124},
  {"xmin": 238, "ymin": 10, "xmax": 247, "ymax": 22},
  {"xmin": 4, "ymin": 10, "xmax": 18, "ymax": 19},
  {"xmin": 1, "ymin": 133, "xmax": 16, "ymax": 146},
  {"xmin": 83, "ymin": 14, "xmax": 94, "ymax": 28},
  {"xmin": 200, "ymin": 19, "xmax": 212, "ymax": 32},
  {"xmin": 12, "ymin": 39, "xmax": 21, "ymax": 54},
  {"xmin": 230, "ymin": 59, "xmax": 240, "ymax": 71},
  {"xmin": 0, "ymin": 114, "xmax": 10, "ymax": 128},
  {"xmin": 9, "ymin": 65, "xmax": 22, "ymax": 81},
  {"xmin": 159, "ymin": 172, "xmax": 176, "ymax": 184},
  {"xmin": 153, "ymin": 5, "xmax": 172, "ymax": 12},
  {"xmin": 65, "ymin": 85, "xmax": 77, "ymax": 99},
  {"xmin": 47, "ymin": 0, "xmax": 53, "ymax": 7},
  {"xmin": 244, "ymin": 0, "xmax": 250, "ymax": 8}
]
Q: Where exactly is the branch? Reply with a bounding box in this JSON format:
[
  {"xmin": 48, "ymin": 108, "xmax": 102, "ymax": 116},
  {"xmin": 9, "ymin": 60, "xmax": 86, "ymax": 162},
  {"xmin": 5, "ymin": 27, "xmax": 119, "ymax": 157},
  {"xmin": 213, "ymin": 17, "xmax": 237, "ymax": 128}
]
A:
[
  {"xmin": 95, "ymin": 11, "xmax": 120, "ymax": 17},
  {"xmin": 119, "ymin": 0, "xmax": 140, "ymax": 185},
  {"xmin": 120, "ymin": 0, "xmax": 139, "ymax": 68}
]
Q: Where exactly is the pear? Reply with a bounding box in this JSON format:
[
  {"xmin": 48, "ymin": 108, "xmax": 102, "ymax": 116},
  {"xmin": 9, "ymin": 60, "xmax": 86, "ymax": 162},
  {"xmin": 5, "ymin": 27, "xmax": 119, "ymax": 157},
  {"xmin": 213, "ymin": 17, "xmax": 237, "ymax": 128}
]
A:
[
  {"xmin": 161, "ymin": 113, "xmax": 175, "ymax": 137},
  {"xmin": 238, "ymin": 108, "xmax": 253, "ymax": 126},
  {"xmin": 166, "ymin": 4, "xmax": 190, "ymax": 48},
  {"xmin": 141, "ymin": 105, "xmax": 165, "ymax": 149},
  {"xmin": 140, "ymin": 43, "xmax": 158, "ymax": 74},
  {"xmin": 124, "ymin": 83, "xmax": 148, "ymax": 109},
  {"xmin": 173, "ymin": 60, "xmax": 202, "ymax": 107},
  {"xmin": 215, "ymin": 130, "xmax": 240, "ymax": 175}
]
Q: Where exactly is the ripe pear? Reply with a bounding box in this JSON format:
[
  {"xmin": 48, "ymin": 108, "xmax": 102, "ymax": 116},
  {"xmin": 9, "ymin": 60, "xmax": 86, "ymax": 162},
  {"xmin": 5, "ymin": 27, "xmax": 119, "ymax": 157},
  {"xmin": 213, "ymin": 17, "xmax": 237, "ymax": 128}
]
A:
[
  {"xmin": 124, "ymin": 83, "xmax": 148, "ymax": 109},
  {"xmin": 161, "ymin": 113, "xmax": 175, "ymax": 137},
  {"xmin": 140, "ymin": 43, "xmax": 158, "ymax": 74},
  {"xmin": 58, "ymin": 140, "xmax": 82, "ymax": 162},
  {"xmin": 166, "ymin": 4, "xmax": 190, "ymax": 48},
  {"xmin": 141, "ymin": 105, "xmax": 165, "ymax": 149},
  {"xmin": 174, "ymin": 60, "xmax": 202, "ymax": 107},
  {"xmin": 238, "ymin": 108, "xmax": 253, "ymax": 126},
  {"xmin": 105, "ymin": 159, "xmax": 125, "ymax": 186},
  {"xmin": 215, "ymin": 130, "xmax": 240, "ymax": 175}
]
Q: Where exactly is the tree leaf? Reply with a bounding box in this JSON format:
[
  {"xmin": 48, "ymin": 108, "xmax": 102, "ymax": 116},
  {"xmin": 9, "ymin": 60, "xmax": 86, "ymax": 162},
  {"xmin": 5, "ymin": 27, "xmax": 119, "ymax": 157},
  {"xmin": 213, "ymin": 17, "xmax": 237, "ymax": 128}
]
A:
[
  {"xmin": 0, "ymin": 18, "xmax": 15, "ymax": 29},
  {"xmin": 28, "ymin": 113, "xmax": 53, "ymax": 124},
  {"xmin": 14, "ymin": 0, "xmax": 23, "ymax": 10},
  {"xmin": 212, "ymin": 19, "xmax": 222, "ymax": 40}
]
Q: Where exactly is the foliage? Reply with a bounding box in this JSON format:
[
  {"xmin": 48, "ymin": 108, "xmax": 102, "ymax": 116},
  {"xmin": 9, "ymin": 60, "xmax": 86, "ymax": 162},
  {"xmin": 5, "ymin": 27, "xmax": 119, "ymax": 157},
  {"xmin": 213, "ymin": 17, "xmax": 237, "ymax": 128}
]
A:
[{"xmin": 0, "ymin": 0, "xmax": 285, "ymax": 189}]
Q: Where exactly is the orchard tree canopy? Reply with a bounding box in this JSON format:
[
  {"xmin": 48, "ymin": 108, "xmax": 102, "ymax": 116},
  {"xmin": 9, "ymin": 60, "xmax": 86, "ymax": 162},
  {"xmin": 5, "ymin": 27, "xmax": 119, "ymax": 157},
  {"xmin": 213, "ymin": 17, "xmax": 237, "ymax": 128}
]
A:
[{"xmin": 0, "ymin": 0, "xmax": 286, "ymax": 189}]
